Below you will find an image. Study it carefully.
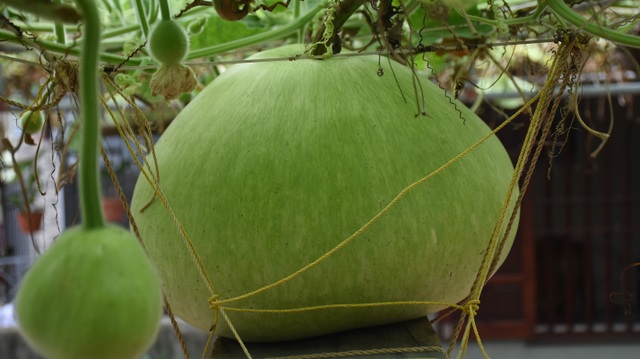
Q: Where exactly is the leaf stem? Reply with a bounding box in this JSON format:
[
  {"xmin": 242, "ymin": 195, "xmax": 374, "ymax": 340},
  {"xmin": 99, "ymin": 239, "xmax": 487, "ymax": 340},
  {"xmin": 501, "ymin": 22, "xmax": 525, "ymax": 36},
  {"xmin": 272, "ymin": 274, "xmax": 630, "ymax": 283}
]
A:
[
  {"xmin": 52, "ymin": 0, "xmax": 66, "ymax": 44},
  {"xmin": 133, "ymin": 0, "xmax": 151, "ymax": 38},
  {"xmin": 75, "ymin": 0, "xmax": 106, "ymax": 229},
  {"xmin": 148, "ymin": 0, "xmax": 160, "ymax": 24},
  {"xmin": 465, "ymin": 11, "xmax": 543, "ymax": 28}
]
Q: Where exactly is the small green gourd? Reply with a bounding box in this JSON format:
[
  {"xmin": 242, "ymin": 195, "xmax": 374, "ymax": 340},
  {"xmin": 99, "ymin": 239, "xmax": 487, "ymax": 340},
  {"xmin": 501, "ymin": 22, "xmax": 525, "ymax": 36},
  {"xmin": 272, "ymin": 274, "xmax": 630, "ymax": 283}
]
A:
[
  {"xmin": 19, "ymin": 111, "xmax": 44, "ymax": 134},
  {"xmin": 148, "ymin": 19, "xmax": 189, "ymax": 65}
]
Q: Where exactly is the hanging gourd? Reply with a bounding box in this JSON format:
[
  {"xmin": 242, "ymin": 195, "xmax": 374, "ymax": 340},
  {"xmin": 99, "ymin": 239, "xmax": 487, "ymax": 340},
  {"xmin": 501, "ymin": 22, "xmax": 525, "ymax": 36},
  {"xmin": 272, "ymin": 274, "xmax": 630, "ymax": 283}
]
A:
[
  {"xmin": 131, "ymin": 45, "xmax": 519, "ymax": 342},
  {"xmin": 14, "ymin": 1, "xmax": 163, "ymax": 358}
]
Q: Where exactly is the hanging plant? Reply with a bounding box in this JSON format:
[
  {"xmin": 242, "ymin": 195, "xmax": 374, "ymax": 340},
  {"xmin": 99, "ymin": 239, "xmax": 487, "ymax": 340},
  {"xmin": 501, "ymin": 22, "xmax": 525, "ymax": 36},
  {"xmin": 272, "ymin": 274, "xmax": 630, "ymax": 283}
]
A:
[{"xmin": 13, "ymin": 1, "xmax": 163, "ymax": 358}]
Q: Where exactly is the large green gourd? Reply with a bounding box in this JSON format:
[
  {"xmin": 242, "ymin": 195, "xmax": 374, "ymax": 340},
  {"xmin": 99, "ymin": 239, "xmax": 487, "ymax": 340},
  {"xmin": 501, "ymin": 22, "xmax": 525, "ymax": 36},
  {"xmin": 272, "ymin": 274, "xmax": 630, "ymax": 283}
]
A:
[{"xmin": 131, "ymin": 45, "xmax": 518, "ymax": 342}]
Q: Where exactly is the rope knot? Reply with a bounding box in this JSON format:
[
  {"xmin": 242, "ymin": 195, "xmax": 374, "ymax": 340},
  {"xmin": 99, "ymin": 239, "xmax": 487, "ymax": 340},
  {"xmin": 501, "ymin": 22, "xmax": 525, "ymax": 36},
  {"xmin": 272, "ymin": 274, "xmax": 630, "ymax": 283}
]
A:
[
  {"xmin": 464, "ymin": 299, "xmax": 480, "ymax": 317},
  {"xmin": 208, "ymin": 294, "xmax": 220, "ymax": 311}
]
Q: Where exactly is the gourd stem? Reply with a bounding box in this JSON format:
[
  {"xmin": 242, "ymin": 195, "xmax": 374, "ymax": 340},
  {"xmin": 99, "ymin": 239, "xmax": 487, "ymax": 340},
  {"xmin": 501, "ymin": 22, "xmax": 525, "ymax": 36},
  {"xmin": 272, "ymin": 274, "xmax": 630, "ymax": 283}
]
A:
[
  {"xmin": 76, "ymin": 0, "xmax": 105, "ymax": 229},
  {"xmin": 310, "ymin": 0, "xmax": 367, "ymax": 56},
  {"xmin": 158, "ymin": 0, "xmax": 171, "ymax": 20}
]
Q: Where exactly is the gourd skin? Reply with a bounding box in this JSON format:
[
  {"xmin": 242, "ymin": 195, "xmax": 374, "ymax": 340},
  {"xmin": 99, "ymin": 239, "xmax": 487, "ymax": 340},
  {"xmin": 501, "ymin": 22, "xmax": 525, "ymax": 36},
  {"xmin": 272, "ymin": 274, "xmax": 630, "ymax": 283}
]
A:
[
  {"xmin": 131, "ymin": 45, "xmax": 518, "ymax": 342},
  {"xmin": 15, "ymin": 225, "xmax": 163, "ymax": 359}
]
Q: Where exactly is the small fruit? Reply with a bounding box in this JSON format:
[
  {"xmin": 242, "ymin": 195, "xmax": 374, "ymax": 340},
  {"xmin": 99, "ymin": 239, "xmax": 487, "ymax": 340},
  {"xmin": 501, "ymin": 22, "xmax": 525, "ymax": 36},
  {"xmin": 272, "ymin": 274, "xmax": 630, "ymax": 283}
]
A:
[
  {"xmin": 148, "ymin": 19, "xmax": 189, "ymax": 65},
  {"xmin": 214, "ymin": 0, "xmax": 250, "ymax": 21},
  {"xmin": 20, "ymin": 111, "xmax": 44, "ymax": 134},
  {"xmin": 15, "ymin": 225, "xmax": 163, "ymax": 359}
]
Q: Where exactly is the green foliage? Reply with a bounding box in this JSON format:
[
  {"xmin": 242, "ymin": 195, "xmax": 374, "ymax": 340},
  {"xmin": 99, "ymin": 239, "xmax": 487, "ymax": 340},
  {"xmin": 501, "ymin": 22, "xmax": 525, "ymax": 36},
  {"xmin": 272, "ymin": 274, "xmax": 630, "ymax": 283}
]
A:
[{"xmin": 189, "ymin": 15, "xmax": 265, "ymax": 50}]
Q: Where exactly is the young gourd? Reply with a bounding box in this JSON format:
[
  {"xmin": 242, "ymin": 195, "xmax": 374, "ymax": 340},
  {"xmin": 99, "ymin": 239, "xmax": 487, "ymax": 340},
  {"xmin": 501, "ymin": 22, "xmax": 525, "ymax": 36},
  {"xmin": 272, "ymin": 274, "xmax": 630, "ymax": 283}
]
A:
[
  {"xmin": 148, "ymin": 19, "xmax": 196, "ymax": 101},
  {"xmin": 19, "ymin": 110, "xmax": 44, "ymax": 134},
  {"xmin": 148, "ymin": 19, "xmax": 189, "ymax": 65},
  {"xmin": 15, "ymin": 226, "xmax": 163, "ymax": 359}
]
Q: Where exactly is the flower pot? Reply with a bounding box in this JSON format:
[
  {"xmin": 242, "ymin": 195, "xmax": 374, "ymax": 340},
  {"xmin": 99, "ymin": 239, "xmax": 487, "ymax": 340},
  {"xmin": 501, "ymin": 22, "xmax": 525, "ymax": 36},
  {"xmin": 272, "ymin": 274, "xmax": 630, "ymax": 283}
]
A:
[
  {"xmin": 102, "ymin": 197, "xmax": 125, "ymax": 223},
  {"xmin": 17, "ymin": 211, "xmax": 44, "ymax": 233}
]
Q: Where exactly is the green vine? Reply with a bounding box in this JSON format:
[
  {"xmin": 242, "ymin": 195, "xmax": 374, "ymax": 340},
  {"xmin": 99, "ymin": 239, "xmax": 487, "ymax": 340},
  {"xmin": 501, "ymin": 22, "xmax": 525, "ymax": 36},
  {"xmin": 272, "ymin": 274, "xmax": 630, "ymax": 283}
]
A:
[
  {"xmin": 133, "ymin": 0, "xmax": 151, "ymax": 38},
  {"xmin": 53, "ymin": 0, "xmax": 66, "ymax": 44},
  {"xmin": 545, "ymin": 0, "xmax": 640, "ymax": 48},
  {"xmin": 309, "ymin": 0, "xmax": 365, "ymax": 56},
  {"xmin": 187, "ymin": 3, "xmax": 326, "ymax": 59},
  {"xmin": 0, "ymin": 4, "xmax": 324, "ymax": 67}
]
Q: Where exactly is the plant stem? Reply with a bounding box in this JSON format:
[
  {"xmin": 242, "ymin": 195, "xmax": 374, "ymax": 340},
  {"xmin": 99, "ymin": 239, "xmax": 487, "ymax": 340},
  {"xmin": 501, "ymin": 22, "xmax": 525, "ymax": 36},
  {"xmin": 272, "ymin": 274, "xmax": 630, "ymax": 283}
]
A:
[
  {"xmin": 187, "ymin": 2, "xmax": 326, "ymax": 59},
  {"xmin": 53, "ymin": 22, "xmax": 66, "ymax": 45},
  {"xmin": 112, "ymin": 0, "xmax": 125, "ymax": 15},
  {"xmin": 310, "ymin": 0, "xmax": 367, "ymax": 56},
  {"xmin": 133, "ymin": 0, "xmax": 151, "ymax": 38},
  {"xmin": 545, "ymin": 0, "xmax": 640, "ymax": 48},
  {"xmin": 465, "ymin": 6, "xmax": 545, "ymax": 28},
  {"xmin": 0, "ymin": 4, "xmax": 318, "ymax": 66},
  {"xmin": 159, "ymin": 0, "xmax": 172, "ymax": 20},
  {"xmin": 101, "ymin": 0, "xmax": 114, "ymax": 12},
  {"xmin": 75, "ymin": 0, "xmax": 106, "ymax": 229},
  {"xmin": 148, "ymin": 0, "xmax": 160, "ymax": 24},
  {"xmin": 52, "ymin": 0, "xmax": 66, "ymax": 44},
  {"xmin": 0, "ymin": 29, "xmax": 140, "ymax": 65},
  {"xmin": 12, "ymin": 20, "xmax": 137, "ymax": 40},
  {"xmin": 294, "ymin": 0, "xmax": 301, "ymax": 18}
]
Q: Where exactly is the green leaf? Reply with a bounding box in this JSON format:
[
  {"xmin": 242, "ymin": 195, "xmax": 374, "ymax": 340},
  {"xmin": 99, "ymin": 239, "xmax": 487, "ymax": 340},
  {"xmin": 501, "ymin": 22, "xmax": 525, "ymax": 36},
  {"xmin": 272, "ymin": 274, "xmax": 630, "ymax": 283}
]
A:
[{"xmin": 189, "ymin": 15, "xmax": 266, "ymax": 50}]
